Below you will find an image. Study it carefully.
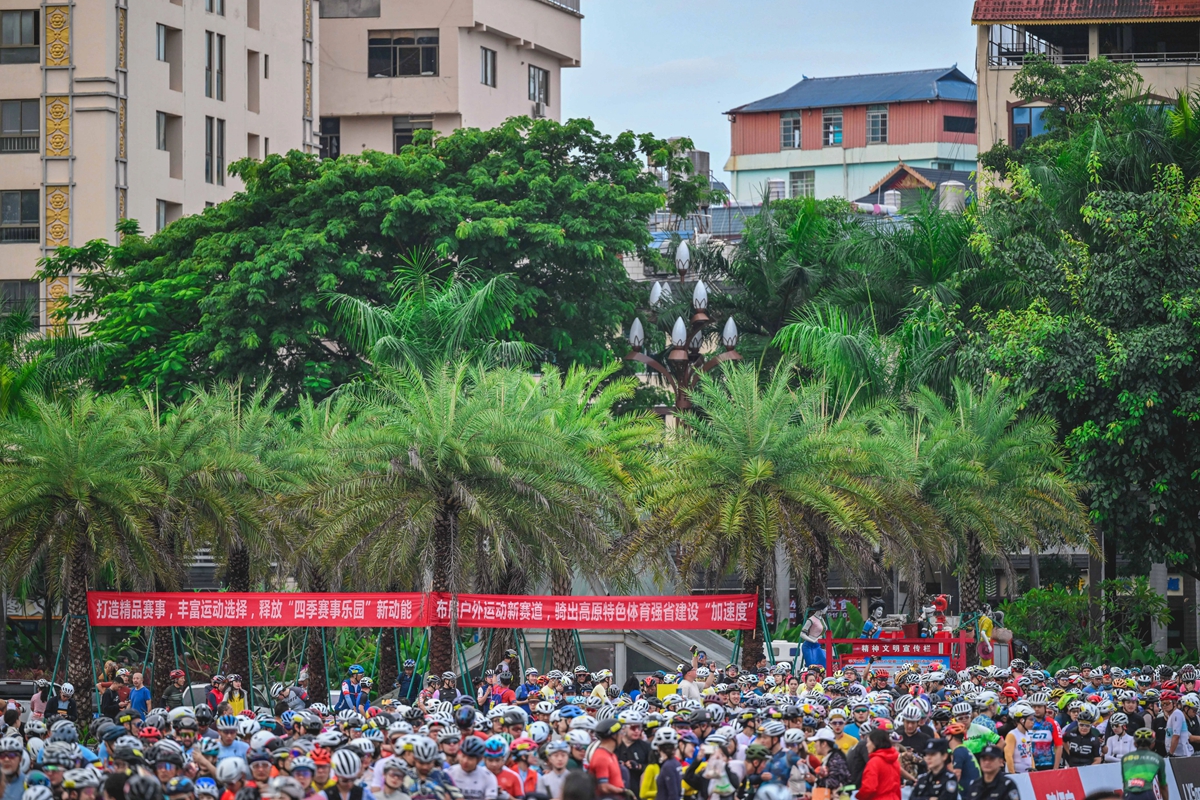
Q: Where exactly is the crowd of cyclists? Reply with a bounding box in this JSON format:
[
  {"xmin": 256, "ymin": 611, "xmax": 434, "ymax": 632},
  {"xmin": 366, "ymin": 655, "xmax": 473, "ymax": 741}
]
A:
[{"xmin": 5, "ymin": 651, "xmax": 1196, "ymax": 800}]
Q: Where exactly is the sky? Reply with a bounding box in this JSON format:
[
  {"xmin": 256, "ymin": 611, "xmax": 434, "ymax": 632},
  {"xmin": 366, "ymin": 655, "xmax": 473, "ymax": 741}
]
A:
[{"xmin": 561, "ymin": 0, "xmax": 979, "ymax": 195}]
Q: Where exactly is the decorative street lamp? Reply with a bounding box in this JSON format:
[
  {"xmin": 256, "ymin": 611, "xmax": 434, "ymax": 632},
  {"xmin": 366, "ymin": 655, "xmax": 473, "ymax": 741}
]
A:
[{"xmin": 625, "ymin": 241, "xmax": 741, "ymax": 411}]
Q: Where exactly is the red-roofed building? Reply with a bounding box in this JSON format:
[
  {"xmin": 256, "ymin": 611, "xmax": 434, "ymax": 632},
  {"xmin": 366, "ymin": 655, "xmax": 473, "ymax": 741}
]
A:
[{"xmin": 973, "ymin": 0, "xmax": 1200, "ymax": 152}]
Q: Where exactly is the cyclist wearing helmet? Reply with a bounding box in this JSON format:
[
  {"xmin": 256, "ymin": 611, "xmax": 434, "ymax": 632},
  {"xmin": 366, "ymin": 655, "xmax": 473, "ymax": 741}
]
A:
[
  {"xmin": 1003, "ymin": 705, "xmax": 1036, "ymax": 774},
  {"xmin": 1062, "ymin": 706, "xmax": 1102, "ymax": 767},
  {"xmin": 205, "ymin": 675, "xmax": 227, "ymax": 713},
  {"xmin": 397, "ymin": 660, "xmax": 421, "ymax": 705},
  {"xmin": 588, "ymin": 719, "xmax": 626, "ymax": 797},
  {"xmin": 447, "ymin": 737, "xmax": 496, "ymax": 800},
  {"xmin": 45, "ymin": 683, "xmax": 77, "ymax": 721},
  {"xmin": 335, "ymin": 666, "xmax": 365, "ymax": 714},
  {"xmin": 1123, "ymin": 729, "xmax": 1168, "ymax": 800},
  {"xmin": 216, "ymin": 715, "xmax": 250, "ymax": 761},
  {"xmin": 513, "ymin": 669, "xmax": 540, "ymax": 715},
  {"xmin": 162, "ymin": 670, "xmax": 188, "ymax": 710},
  {"xmin": 615, "ymin": 712, "xmax": 651, "ymax": 792},
  {"xmin": 318, "ymin": 749, "xmax": 378, "ymax": 800},
  {"xmin": 1105, "ymin": 713, "xmax": 1136, "ymax": 763},
  {"xmin": 481, "ymin": 737, "xmax": 521, "ymax": 800}
]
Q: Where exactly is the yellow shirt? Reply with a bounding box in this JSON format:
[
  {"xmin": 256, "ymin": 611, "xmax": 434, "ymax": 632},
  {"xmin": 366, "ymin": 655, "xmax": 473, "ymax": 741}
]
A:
[
  {"xmin": 835, "ymin": 733, "xmax": 858, "ymax": 754},
  {"xmin": 640, "ymin": 763, "xmax": 659, "ymax": 800}
]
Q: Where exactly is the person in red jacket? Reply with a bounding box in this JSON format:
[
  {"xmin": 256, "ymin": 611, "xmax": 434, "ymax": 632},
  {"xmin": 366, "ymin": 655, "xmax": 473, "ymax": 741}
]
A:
[{"xmin": 858, "ymin": 729, "xmax": 902, "ymax": 800}]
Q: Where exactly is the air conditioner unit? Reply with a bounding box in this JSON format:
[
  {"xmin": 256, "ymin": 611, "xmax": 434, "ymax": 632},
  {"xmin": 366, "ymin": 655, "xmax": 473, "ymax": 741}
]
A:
[{"xmin": 532, "ymin": 101, "xmax": 546, "ymax": 119}]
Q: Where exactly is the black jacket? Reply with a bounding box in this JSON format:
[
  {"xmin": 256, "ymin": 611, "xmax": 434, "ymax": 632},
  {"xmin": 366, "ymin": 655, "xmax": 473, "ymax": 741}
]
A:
[
  {"xmin": 963, "ymin": 774, "xmax": 1019, "ymax": 800},
  {"xmin": 910, "ymin": 766, "xmax": 960, "ymax": 800}
]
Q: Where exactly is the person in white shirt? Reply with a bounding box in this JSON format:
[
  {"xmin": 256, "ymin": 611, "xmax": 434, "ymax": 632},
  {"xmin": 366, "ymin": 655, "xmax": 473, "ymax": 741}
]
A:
[
  {"xmin": 540, "ymin": 741, "xmax": 571, "ymax": 800},
  {"xmin": 1103, "ymin": 713, "xmax": 1135, "ymax": 763},
  {"xmin": 446, "ymin": 738, "xmax": 498, "ymax": 800},
  {"xmin": 1167, "ymin": 698, "xmax": 1196, "ymax": 758},
  {"xmin": 678, "ymin": 664, "xmax": 702, "ymax": 703}
]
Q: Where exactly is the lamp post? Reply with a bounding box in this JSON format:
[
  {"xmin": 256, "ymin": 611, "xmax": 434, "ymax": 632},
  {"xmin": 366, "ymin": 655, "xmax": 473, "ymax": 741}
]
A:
[{"xmin": 625, "ymin": 240, "xmax": 742, "ymax": 411}]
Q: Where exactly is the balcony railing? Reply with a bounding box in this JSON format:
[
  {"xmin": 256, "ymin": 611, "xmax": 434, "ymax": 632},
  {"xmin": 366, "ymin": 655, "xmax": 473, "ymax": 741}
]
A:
[
  {"xmin": 533, "ymin": 0, "xmax": 581, "ymax": 14},
  {"xmin": 1105, "ymin": 51, "xmax": 1200, "ymax": 64},
  {"xmin": 0, "ymin": 134, "xmax": 38, "ymax": 154},
  {"xmin": 0, "ymin": 226, "xmax": 38, "ymax": 243}
]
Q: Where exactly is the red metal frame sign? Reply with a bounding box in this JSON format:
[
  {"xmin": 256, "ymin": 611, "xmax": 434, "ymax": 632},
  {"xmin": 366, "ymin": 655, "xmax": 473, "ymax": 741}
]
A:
[{"xmin": 88, "ymin": 591, "xmax": 758, "ymax": 630}]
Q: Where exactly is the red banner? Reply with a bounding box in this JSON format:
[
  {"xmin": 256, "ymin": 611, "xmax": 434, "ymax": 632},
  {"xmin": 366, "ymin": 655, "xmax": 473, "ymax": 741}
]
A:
[
  {"xmin": 88, "ymin": 592, "xmax": 759, "ymax": 630},
  {"xmin": 1028, "ymin": 765, "xmax": 1085, "ymax": 800},
  {"xmin": 427, "ymin": 593, "xmax": 758, "ymax": 630},
  {"xmin": 88, "ymin": 592, "xmax": 426, "ymax": 628}
]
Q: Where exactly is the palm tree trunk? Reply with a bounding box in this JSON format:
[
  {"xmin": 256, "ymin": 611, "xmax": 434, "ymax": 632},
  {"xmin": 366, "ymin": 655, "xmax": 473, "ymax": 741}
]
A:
[
  {"xmin": 305, "ymin": 565, "xmax": 329, "ymax": 705},
  {"xmin": 551, "ymin": 571, "xmax": 575, "ymax": 672},
  {"xmin": 377, "ymin": 583, "xmax": 400, "ymax": 693},
  {"xmin": 224, "ymin": 544, "xmax": 251, "ymax": 682},
  {"xmin": 429, "ymin": 497, "xmax": 458, "ymax": 675},
  {"xmin": 741, "ymin": 576, "xmax": 765, "ymax": 671},
  {"xmin": 66, "ymin": 546, "xmax": 94, "ymax": 718},
  {"xmin": 960, "ymin": 533, "xmax": 983, "ymax": 614},
  {"xmin": 488, "ymin": 566, "xmax": 524, "ymax": 667},
  {"xmin": 809, "ymin": 522, "xmax": 830, "ymax": 607},
  {"xmin": 152, "ymin": 625, "xmax": 175, "ymax": 701}
]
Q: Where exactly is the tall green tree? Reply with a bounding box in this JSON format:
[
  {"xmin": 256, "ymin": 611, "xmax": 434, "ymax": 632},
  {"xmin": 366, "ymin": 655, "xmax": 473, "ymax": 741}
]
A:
[
  {"xmin": 625, "ymin": 364, "xmax": 937, "ymax": 668},
  {"xmin": 39, "ymin": 118, "xmax": 673, "ymax": 401},
  {"xmin": 305, "ymin": 362, "xmax": 638, "ymax": 674},
  {"xmin": 903, "ymin": 378, "xmax": 1092, "ymax": 611},
  {"xmin": 0, "ymin": 392, "xmax": 163, "ymax": 714}
]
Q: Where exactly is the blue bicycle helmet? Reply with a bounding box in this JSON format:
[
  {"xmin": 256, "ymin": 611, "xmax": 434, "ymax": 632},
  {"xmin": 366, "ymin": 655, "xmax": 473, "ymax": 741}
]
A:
[
  {"xmin": 403, "ymin": 660, "xmax": 416, "ymax": 669},
  {"xmin": 483, "ymin": 736, "xmax": 509, "ymax": 759},
  {"xmin": 461, "ymin": 737, "xmax": 486, "ymax": 759},
  {"xmin": 348, "ymin": 665, "xmax": 365, "ymax": 675},
  {"xmin": 280, "ymin": 711, "xmax": 297, "ymax": 729}
]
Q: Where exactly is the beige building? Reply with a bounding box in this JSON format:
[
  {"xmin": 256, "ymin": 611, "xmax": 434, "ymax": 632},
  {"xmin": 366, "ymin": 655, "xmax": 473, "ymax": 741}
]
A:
[
  {"xmin": 973, "ymin": 0, "xmax": 1200, "ymax": 154},
  {"xmin": 0, "ymin": 0, "xmax": 317, "ymax": 322},
  {"xmin": 316, "ymin": 0, "xmax": 581, "ymax": 157}
]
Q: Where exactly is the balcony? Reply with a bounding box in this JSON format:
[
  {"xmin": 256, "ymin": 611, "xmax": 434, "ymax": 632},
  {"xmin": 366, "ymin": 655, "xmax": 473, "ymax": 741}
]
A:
[
  {"xmin": 0, "ymin": 226, "xmax": 38, "ymax": 243},
  {"xmin": 988, "ymin": 22, "xmax": 1200, "ymax": 67},
  {"xmin": 533, "ymin": 0, "xmax": 581, "ymax": 15},
  {"xmin": 0, "ymin": 134, "xmax": 37, "ymax": 154}
]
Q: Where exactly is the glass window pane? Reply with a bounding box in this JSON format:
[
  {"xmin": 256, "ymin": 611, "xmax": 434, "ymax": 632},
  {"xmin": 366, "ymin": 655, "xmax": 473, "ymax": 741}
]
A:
[
  {"xmin": 396, "ymin": 47, "xmax": 419, "ymax": 75},
  {"xmin": 0, "ymin": 193, "xmax": 17, "ymax": 225},
  {"xmin": 1031, "ymin": 107, "xmax": 1048, "ymax": 137},
  {"xmin": 22, "ymin": 100, "xmax": 38, "ymax": 133},
  {"xmin": 21, "ymin": 191, "xmax": 37, "ymax": 224},
  {"xmin": 1, "ymin": 13, "xmax": 17, "ymax": 45},
  {"xmin": 21, "ymin": 10, "xmax": 33, "ymax": 45},
  {"xmin": 420, "ymin": 46, "xmax": 437, "ymax": 75},
  {"xmin": 1012, "ymin": 107, "xmax": 1030, "ymax": 123},
  {"xmin": 367, "ymin": 45, "xmax": 391, "ymax": 76},
  {"xmin": 1, "ymin": 101, "xmax": 18, "ymax": 134}
]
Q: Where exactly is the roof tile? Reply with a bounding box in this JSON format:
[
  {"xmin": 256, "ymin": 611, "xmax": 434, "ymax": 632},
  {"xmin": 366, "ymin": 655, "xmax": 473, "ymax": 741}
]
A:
[
  {"xmin": 728, "ymin": 67, "xmax": 976, "ymax": 115},
  {"xmin": 972, "ymin": 0, "xmax": 1200, "ymax": 22}
]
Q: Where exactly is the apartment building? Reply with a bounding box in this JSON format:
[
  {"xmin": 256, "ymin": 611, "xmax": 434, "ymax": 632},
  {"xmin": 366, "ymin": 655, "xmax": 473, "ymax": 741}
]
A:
[
  {"xmin": 973, "ymin": 0, "xmax": 1200, "ymax": 153},
  {"xmin": 316, "ymin": 0, "xmax": 581, "ymax": 157},
  {"xmin": 724, "ymin": 67, "xmax": 979, "ymax": 202},
  {"xmin": 0, "ymin": 0, "xmax": 316, "ymax": 323}
]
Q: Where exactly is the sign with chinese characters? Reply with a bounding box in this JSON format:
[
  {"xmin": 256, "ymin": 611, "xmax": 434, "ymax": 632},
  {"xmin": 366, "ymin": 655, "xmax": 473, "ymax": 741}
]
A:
[
  {"xmin": 828, "ymin": 636, "xmax": 968, "ymax": 672},
  {"xmin": 87, "ymin": 592, "xmax": 426, "ymax": 627},
  {"xmin": 427, "ymin": 593, "xmax": 758, "ymax": 629},
  {"xmin": 87, "ymin": 592, "xmax": 758, "ymax": 630}
]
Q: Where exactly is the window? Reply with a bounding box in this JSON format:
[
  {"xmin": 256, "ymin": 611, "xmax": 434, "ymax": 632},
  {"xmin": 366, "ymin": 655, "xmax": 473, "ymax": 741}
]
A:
[
  {"xmin": 393, "ymin": 115, "xmax": 431, "ymax": 152},
  {"xmin": 931, "ymin": 161, "xmax": 955, "ymax": 171},
  {"xmin": 0, "ymin": 280, "xmax": 38, "ymax": 317},
  {"xmin": 944, "ymin": 115, "xmax": 976, "ymax": 134},
  {"xmin": 368, "ymin": 30, "xmax": 439, "ymax": 77},
  {"xmin": 156, "ymin": 199, "xmax": 168, "ymax": 232},
  {"xmin": 264, "ymin": 137, "xmax": 269, "ymax": 156},
  {"xmin": 1, "ymin": 99, "xmax": 38, "ymax": 153},
  {"xmin": 216, "ymin": 34, "xmax": 225, "ymax": 100},
  {"xmin": 480, "ymin": 47, "xmax": 496, "ymax": 87},
  {"xmin": 789, "ymin": 170, "xmax": 815, "ymax": 199},
  {"xmin": 156, "ymin": 111, "xmax": 167, "ymax": 150},
  {"xmin": 205, "ymin": 116, "xmax": 214, "ymax": 183},
  {"xmin": 528, "ymin": 65, "xmax": 550, "ymax": 104},
  {"xmin": 822, "ymin": 108, "xmax": 842, "ymax": 146},
  {"xmin": 205, "ymin": 32, "xmax": 214, "ymax": 97},
  {"xmin": 0, "ymin": 190, "xmax": 38, "ymax": 242},
  {"xmin": 264, "ymin": 53, "xmax": 269, "ymax": 79},
  {"xmin": 320, "ymin": 0, "xmax": 380, "ymax": 17},
  {"xmin": 1011, "ymin": 106, "xmax": 1048, "ymax": 148},
  {"xmin": 205, "ymin": 0, "xmax": 224, "ymax": 15},
  {"xmin": 157, "ymin": 24, "xmax": 167, "ymax": 61},
  {"xmin": 0, "ymin": 10, "xmax": 38, "ymax": 64},
  {"xmin": 319, "ymin": 117, "xmax": 341, "ymax": 160},
  {"xmin": 780, "ymin": 111, "xmax": 800, "ymax": 150},
  {"xmin": 160, "ymin": 24, "xmax": 182, "ymax": 91},
  {"xmin": 866, "ymin": 104, "xmax": 888, "ymax": 144},
  {"xmin": 216, "ymin": 118, "xmax": 225, "ymax": 185},
  {"xmin": 247, "ymin": 0, "xmax": 259, "ymax": 29}
]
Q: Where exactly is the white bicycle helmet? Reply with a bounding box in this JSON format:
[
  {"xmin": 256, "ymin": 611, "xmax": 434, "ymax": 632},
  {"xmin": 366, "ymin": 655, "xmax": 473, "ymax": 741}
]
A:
[
  {"xmin": 782, "ymin": 729, "xmax": 805, "ymax": 747},
  {"xmin": 565, "ymin": 730, "xmax": 591, "ymax": 748},
  {"xmin": 331, "ymin": 749, "xmax": 361, "ymax": 779},
  {"xmin": 651, "ymin": 728, "xmax": 679, "ymax": 747},
  {"xmin": 216, "ymin": 757, "xmax": 248, "ymax": 784},
  {"xmin": 410, "ymin": 738, "xmax": 438, "ymax": 764},
  {"xmin": 236, "ymin": 718, "xmax": 260, "ymax": 737},
  {"xmin": 899, "ymin": 704, "xmax": 924, "ymax": 723}
]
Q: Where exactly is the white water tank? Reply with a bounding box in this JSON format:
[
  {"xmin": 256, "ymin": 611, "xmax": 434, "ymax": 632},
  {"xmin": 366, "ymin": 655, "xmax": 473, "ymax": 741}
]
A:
[
  {"xmin": 884, "ymin": 189, "xmax": 901, "ymax": 210},
  {"xmin": 939, "ymin": 180, "xmax": 966, "ymax": 213}
]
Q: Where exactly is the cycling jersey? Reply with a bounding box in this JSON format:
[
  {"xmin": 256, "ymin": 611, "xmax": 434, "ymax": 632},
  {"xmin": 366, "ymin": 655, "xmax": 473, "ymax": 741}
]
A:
[
  {"xmin": 1029, "ymin": 717, "xmax": 1062, "ymax": 769},
  {"xmin": 446, "ymin": 765, "xmax": 498, "ymax": 800},
  {"xmin": 1061, "ymin": 725, "xmax": 1102, "ymax": 767},
  {"xmin": 1121, "ymin": 750, "xmax": 1167, "ymax": 799}
]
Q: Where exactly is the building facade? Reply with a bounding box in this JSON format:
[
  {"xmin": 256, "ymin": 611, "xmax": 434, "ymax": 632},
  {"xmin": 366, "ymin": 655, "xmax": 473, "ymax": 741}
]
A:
[
  {"xmin": 0, "ymin": 0, "xmax": 317, "ymax": 323},
  {"xmin": 316, "ymin": 0, "xmax": 581, "ymax": 158},
  {"xmin": 724, "ymin": 67, "xmax": 979, "ymax": 203},
  {"xmin": 973, "ymin": 0, "xmax": 1200, "ymax": 153}
]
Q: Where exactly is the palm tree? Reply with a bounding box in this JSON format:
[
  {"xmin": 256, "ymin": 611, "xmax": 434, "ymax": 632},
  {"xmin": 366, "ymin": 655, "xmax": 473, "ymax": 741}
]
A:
[
  {"xmin": 306, "ymin": 362, "xmax": 634, "ymax": 674},
  {"xmin": 627, "ymin": 364, "xmax": 937, "ymax": 669},
  {"xmin": 0, "ymin": 392, "xmax": 163, "ymax": 714},
  {"xmin": 907, "ymin": 378, "xmax": 1092, "ymax": 612},
  {"xmin": 327, "ymin": 246, "xmax": 537, "ymax": 373}
]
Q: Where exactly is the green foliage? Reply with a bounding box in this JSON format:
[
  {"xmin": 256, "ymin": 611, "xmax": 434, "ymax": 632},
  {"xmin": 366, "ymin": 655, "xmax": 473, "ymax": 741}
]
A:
[
  {"xmin": 40, "ymin": 118, "xmax": 671, "ymax": 402},
  {"xmin": 1000, "ymin": 577, "xmax": 1178, "ymax": 667},
  {"xmin": 1009, "ymin": 56, "xmax": 1142, "ymax": 139}
]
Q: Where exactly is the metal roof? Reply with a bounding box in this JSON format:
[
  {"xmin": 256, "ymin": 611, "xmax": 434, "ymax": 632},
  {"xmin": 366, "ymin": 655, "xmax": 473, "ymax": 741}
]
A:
[
  {"xmin": 855, "ymin": 164, "xmax": 977, "ymax": 205},
  {"xmin": 971, "ymin": 0, "xmax": 1200, "ymax": 22},
  {"xmin": 728, "ymin": 67, "xmax": 976, "ymax": 115}
]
